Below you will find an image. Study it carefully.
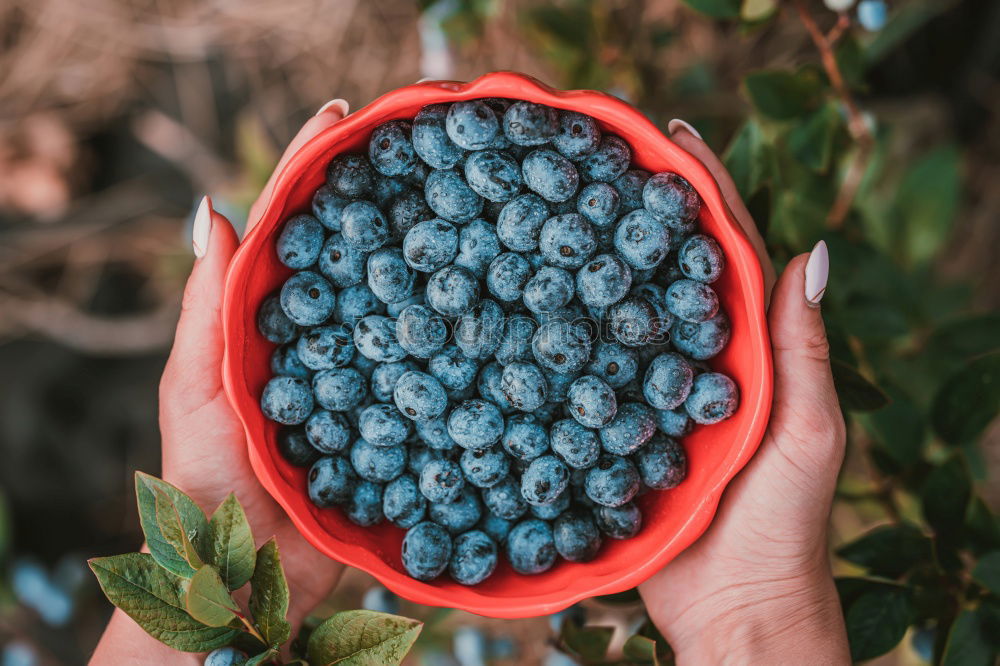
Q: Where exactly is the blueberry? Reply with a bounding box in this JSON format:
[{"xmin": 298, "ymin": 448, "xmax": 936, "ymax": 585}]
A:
[
  {"xmin": 658, "ymin": 250, "xmax": 687, "ymax": 284},
  {"xmin": 429, "ymin": 486, "xmax": 482, "ymax": 534},
  {"xmin": 678, "ymin": 234, "xmax": 724, "ymax": 283},
  {"xmin": 395, "ymin": 371, "xmax": 448, "ymax": 421},
  {"xmin": 553, "ymin": 510, "xmax": 602, "ymax": 562},
  {"xmin": 308, "ymin": 456, "xmax": 355, "ymax": 507},
  {"xmin": 642, "ymin": 172, "xmax": 701, "ymax": 227},
  {"xmin": 373, "ymin": 176, "xmax": 411, "ymax": 209},
  {"xmin": 447, "ymin": 399, "xmax": 504, "ymax": 449},
  {"xmin": 577, "ymin": 136, "xmax": 630, "ymax": 183},
  {"xmin": 503, "ymin": 102, "xmax": 559, "ymax": 146},
  {"xmin": 613, "ymin": 209, "xmax": 671, "ymax": 270},
  {"xmin": 370, "ymin": 360, "xmax": 420, "ymax": 403},
  {"xmin": 456, "ymin": 299, "xmax": 505, "ymax": 360},
  {"xmin": 539, "ymin": 214, "xmax": 596, "ymax": 269},
  {"xmin": 407, "ymin": 443, "xmax": 438, "ymax": 477},
  {"xmin": 464, "ymin": 150, "xmax": 523, "ymax": 202},
  {"xmin": 506, "ymin": 519, "xmax": 557, "ymax": 574},
  {"xmin": 522, "ymin": 149, "xmax": 580, "ymax": 203},
  {"xmin": 453, "ymin": 219, "xmax": 501, "ymax": 279},
  {"xmin": 585, "ymin": 455, "xmax": 640, "ymax": 507},
  {"xmin": 487, "ymin": 252, "xmax": 532, "ymax": 303},
  {"xmin": 345, "ymin": 480, "xmax": 384, "ymax": 526},
  {"xmin": 576, "ymin": 182, "xmax": 620, "ymax": 228},
  {"xmin": 593, "ymin": 502, "xmax": 642, "ymax": 539},
  {"xmin": 523, "ymin": 266, "xmax": 575, "ymax": 314},
  {"xmin": 427, "ymin": 265, "xmax": 480, "ymax": 316},
  {"xmin": 642, "ymin": 354, "xmax": 693, "ymax": 412},
  {"xmin": 576, "ymin": 254, "xmax": 632, "ymax": 307},
  {"xmin": 630, "ymin": 282, "xmax": 673, "ymax": 330},
  {"xmin": 358, "ymin": 403, "xmax": 412, "ymax": 447},
  {"xmin": 417, "ymin": 415, "xmax": 458, "ymax": 450},
  {"xmin": 613, "ymin": 169, "xmax": 650, "ymax": 212},
  {"xmin": 352, "ymin": 354, "xmax": 378, "ymax": 380},
  {"xmin": 495, "ymin": 315, "xmax": 537, "ymax": 366},
  {"xmin": 396, "ymin": 304, "xmax": 448, "ymax": 359},
  {"xmin": 319, "ymin": 233, "xmax": 368, "ymax": 288},
  {"xmin": 532, "ymin": 320, "xmax": 592, "ymax": 374},
  {"xmin": 271, "ymin": 344, "xmax": 311, "ymax": 379},
  {"xmin": 362, "ymin": 586, "xmax": 401, "ymax": 615},
  {"xmin": 496, "ymin": 193, "xmax": 550, "ymax": 252},
  {"xmin": 413, "ymin": 104, "xmax": 465, "ymax": 169},
  {"xmin": 530, "ymin": 489, "xmax": 570, "ymax": 520},
  {"xmin": 521, "ymin": 455, "xmax": 569, "ymax": 506},
  {"xmin": 449, "ymin": 530, "xmax": 498, "ymax": 585},
  {"xmin": 446, "ymin": 101, "xmax": 500, "ymax": 150},
  {"xmin": 280, "ymin": 271, "xmax": 336, "ymax": 326},
  {"xmin": 312, "ymin": 185, "xmax": 350, "ymax": 231},
  {"xmin": 500, "ymin": 361, "xmax": 548, "ymax": 411},
  {"xmin": 480, "ymin": 513, "xmax": 514, "ymax": 544},
  {"xmin": 204, "ymin": 647, "xmax": 248, "ymax": 666},
  {"xmin": 261, "ymin": 376, "xmax": 313, "ymax": 424},
  {"xmin": 482, "ymin": 475, "xmax": 529, "ymax": 521},
  {"xmin": 655, "ymin": 407, "xmax": 693, "ymax": 438},
  {"xmin": 383, "ymin": 474, "xmax": 428, "ymax": 528},
  {"xmin": 608, "ymin": 296, "xmax": 660, "ymax": 347},
  {"xmin": 428, "ymin": 345, "xmax": 479, "ymax": 391},
  {"xmin": 326, "ymin": 154, "xmax": 375, "ymax": 198},
  {"xmin": 549, "ymin": 419, "xmax": 601, "ymax": 469},
  {"xmin": 685, "ymin": 372, "xmax": 739, "ymax": 424},
  {"xmin": 277, "ymin": 427, "xmax": 320, "ymax": 467},
  {"xmin": 664, "ymin": 279, "xmax": 719, "ymax": 323},
  {"xmin": 276, "ymin": 214, "xmax": 325, "ymax": 269},
  {"xmin": 425, "ymin": 169, "xmax": 484, "ymax": 223},
  {"xmin": 305, "ymin": 409, "xmax": 352, "ymax": 454},
  {"xmin": 671, "ymin": 310, "xmax": 731, "ymax": 360},
  {"xmin": 634, "ymin": 434, "xmax": 686, "ymax": 489},
  {"xmin": 296, "ymin": 324, "xmax": 354, "ymax": 370},
  {"xmin": 553, "ymin": 111, "xmax": 601, "ymax": 160},
  {"xmin": 400, "ymin": 219, "xmax": 458, "ymax": 273},
  {"xmin": 340, "ymin": 201, "xmax": 389, "ymax": 252},
  {"xmin": 402, "ymin": 521, "xmax": 452, "ymax": 581},
  {"xmin": 354, "ymin": 314, "xmax": 407, "ymax": 362},
  {"xmin": 369, "ymin": 120, "xmax": 418, "ymax": 177},
  {"xmin": 477, "ymin": 361, "xmax": 515, "ymax": 412},
  {"xmin": 460, "ymin": 445, "xmax": 511, "ymax": 488},
  {"xmin": 857, "ymin": 0, "xmax": 888, "ymax": 31},
  {"xmin": 387, "ymin": 189, "xmax": 434, "ymax": 240},
  {"xmin": 312, "ymin": 367, "xmax": 367, "ymax": 412},
  {"xmin": 333, "ymin": 284, "xmax": 384, "ymax": 326},
  {"xmin": 258, "ymin": 295, "xmax": 299, "ymax": 344},
  {"xmin": 599, "ymin": 402, "xmax": 657, "ymax": 456},
  {"xmin": 419, "ymin": 458, "xmax": 465, "ymax": 503},
  {"xmin": 567, "ymin": 375, "xmax": 617, "ymax": 428},
  {"xmin": 501, "ymin": 414, "xmax": 551, "ymax": 463}
]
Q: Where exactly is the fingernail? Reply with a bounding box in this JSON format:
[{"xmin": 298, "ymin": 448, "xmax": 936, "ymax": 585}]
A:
[
  {"xmin": 192, "ymin": 195, "xmax": 212, "ymax": 259},
  {"xmin": 668, "ymin": 118, "xmax": 703, "ymax": 141},
  {"xmin": 805, "ymin": 240, "xmax": 829, "ymax": 306},
  {"xmin": 316, "ymin": 98, "xmax": 349, "ymax": 117}
]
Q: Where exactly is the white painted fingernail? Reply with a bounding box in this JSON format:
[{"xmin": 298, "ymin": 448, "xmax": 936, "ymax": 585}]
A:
[
  {"xmin": 316, "ymin": 98, "xmax": 349, "ymax": 117},
  {"xmin": 668, "ymin": 118, "xmax": 703, "ymax": 141},
  {"xmin": 192, "ymin": 195, "xmax": 212, "ymax": 258},
  {"xmin": 805, "ymin": 240, "xmax": 829, "ymax": 306}
]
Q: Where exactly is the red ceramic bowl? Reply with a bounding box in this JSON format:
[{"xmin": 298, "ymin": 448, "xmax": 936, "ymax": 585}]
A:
[{"xmin": 222, "ymin": 71, "xmax": 772, "ymax": 619}]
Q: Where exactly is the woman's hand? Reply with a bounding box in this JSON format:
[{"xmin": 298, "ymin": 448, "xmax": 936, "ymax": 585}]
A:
[
  {"xmin": 638, "ymin": 122, "xmax": 850, "ymax": 664},
  {"xmin": 93, "ymin": 99, "xmax": 350, "ymax": 664}
]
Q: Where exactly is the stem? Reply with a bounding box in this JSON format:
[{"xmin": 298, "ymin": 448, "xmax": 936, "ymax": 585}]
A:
[{"xmin": 234, "ymin": 609, "xmax": 268, "ymax": 647}]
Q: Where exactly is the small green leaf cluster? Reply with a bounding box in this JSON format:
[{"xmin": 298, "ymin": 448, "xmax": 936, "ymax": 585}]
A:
[{"xmin": 90, "ymin": 472, "xmax": 421, "ymax": 665}]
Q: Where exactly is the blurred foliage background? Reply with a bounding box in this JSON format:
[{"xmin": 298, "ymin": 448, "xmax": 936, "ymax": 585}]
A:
[{"xmin": 0, "ymin": 0, "xmax": 998, "ymax": 663}]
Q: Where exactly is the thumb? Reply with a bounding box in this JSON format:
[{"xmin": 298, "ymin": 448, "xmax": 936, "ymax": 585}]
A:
[{"xmin": 161, "ymin": 196, "xmax": 240, "ymax": 418}]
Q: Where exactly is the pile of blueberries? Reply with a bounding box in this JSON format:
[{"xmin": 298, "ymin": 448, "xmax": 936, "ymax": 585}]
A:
[{"xmin": 256, "ymin": 97, "xmax": 739, "ymax": 585}]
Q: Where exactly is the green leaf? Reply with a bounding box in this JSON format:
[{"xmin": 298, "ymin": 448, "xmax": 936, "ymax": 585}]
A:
[
  {"xmin": 928, "ymin": 313, "xmax": 1000, "ymax": 364},
  {"xmin": 89, "ymin": 553, "xmax": 237, "ymax": 652},
  {"xmin": 680, "ymin": 0, "xmax": 740, "ymax": 19},
  {"xmin": 836, "ymin": 577, "xmax": 902, "ymax": 612},
  {"xmin": 863, "ymin": 387, "xmax": 925, "ymax": 466},
  {"xmin": 967, "ymin": 497, "xmax": 1000, "ymax": 554},
  {"xmin": 623, "ymin": 634, "xmax": 660, "ymax": 665},
  {"xmin": 135, "ymin": 472, "xmax": 209, "ymax": 579},
  {"xmin": 836, "ymin": 523, "xmax": 932, "ymax": 578},
  {"xmin": 831, "ymin": 360, "xmax": 890, "ymax": 412},
  {"xmin": 245, "ymin": 648, "xmax": 279, "ymax": 666},
  {"xmin": 207, "ymin": 493, "xmax": 256, "ymax": 590},
  {"xmin": 185, "ymin": 565, "xmax": 240, "ymax": 628},
  {"xmin": 723, "ymin": 119, "xmax": 771, "ymax": 200},
  {"xmin": 743, "ymin": 69, "xmax": 824, "ymax": 120},
  {"xmin": 306, "ymin": 610, "xmax": 423, "ymax": 665},
  {"xmin": 561, "ymin": 620, "xmax": 614, "ymax": 662},
  {"xmin": 593, "ymin": 587, "xmax": 641, "ymax": 605},
  {"xmin": 788, "ymin": 103, "xmax": 841, "ymax": 172},
  {"xmin": 894, "ymin": 145, "xmax": 961, "ymax": 266},
  {"xmin": 249, "ymin": 539, "xmax": 291, "ymax": 648},
  {"xmin": 973, "ymin": 551, "xmax": 1000, "ymax": 595},
  {"xmin": 155, "ymin": 488, "xmax": 204, "ymax": 571},
  {"xmin": 932, "ymin": 352, "xmax": 1000, "ymax": 444},
  {"xmin": 740, "ymin": 0, "xmax": 776, "ymax": 22},
  {"xmin": 845, "ymin": 587, "xmax": 913, "ymax": 661},
  {"xmin": 921, "ymin": 457, "xmax": 971, "ymax": 541},
  {"xmin": 941, "ymin": 609, "xmax": 994, "ymax": 666}
]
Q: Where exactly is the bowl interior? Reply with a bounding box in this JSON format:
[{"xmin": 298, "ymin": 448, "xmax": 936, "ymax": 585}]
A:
[{"xmin": 222, "ymin": 72, "xmax": 772, "ymax": 618}]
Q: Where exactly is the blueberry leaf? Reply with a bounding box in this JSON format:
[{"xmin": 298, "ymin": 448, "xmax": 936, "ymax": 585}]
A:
[
  {"xmin": 135, "ymin": 472, "xmax": 209, "ymax": 579},
  {"xmin": 722, "ymin": 118, "xmax": 772, "ymax": 200},
  {"xmin": 622, "ymin": 634, "xmax": 660, "ymax": 665},
  {"xmin": 154, "ymin": 488, "xmax": 205, "ymax": 571},
  {"xmin": 845, "ymin": 587, "xmax": 913, "ymax": 661},
  {"xmin": 894, "ymin": 145, "xmax": 960, "ymax": 267},
  {"xmin": 941, "ymin": 609, "xmax": 994, "ymax": 666},
  {"xmin": 743, "ymin": 69, "xmax": 824, "ymax": 120},
  {"xmin": 788, "ymin": 103, "xmax": 840, "ymax": 172},
  {"xmin": 932, "ymin": 352, "xmax": 1000, "ymax": 445},
  {"xmin": 836, "ymin": 523, "xmax": 932, "ymax": 578},
  {"xmin": 972, "ymin": 551, "xmax": 1000, "ymax": 595},
  {"xmin": 560, "ymin": 620, "xmax": 614, "ymax": 662},
  {"xmin": 921, "ymin": 457, "xmax": 971, "ymax": 541},
  {"xmin": 245, "ymin": 648, "xmax": 279, "ymax": 666},
  {"xmin": 831, "ymin": 359, "xmax": 890, "ymax": 412},
  {"xmin": 88, "ymin": 553, "xmax": 237, "ymax": 652},
  {"xmin": 306, "ymin": 610, "xmax": 423, "ymax": 665},
  {"xmin": 248, "ymin": 538, "xmax": 291, "ymax": 648},
  {"xmin": 185, "ymin": 565, "xmax": 240, "ymax": 628},
  {"xmin": 207, "ymin": 493, "xmax": 256, "ymax": 590}
]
